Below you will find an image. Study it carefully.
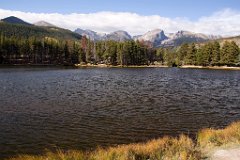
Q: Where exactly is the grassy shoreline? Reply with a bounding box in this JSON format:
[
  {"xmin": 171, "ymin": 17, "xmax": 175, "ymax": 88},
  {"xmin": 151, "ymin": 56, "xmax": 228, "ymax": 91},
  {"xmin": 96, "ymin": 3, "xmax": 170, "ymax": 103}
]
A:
[
  {"xmin": 8, "ymin": 121, "xmax": 240, "ymax": 160},
  {"xmin": 74, "ymin": 63, "xmax": 169, "ymax": 68},
  {"xmin": 76, "ymin": 64, "xmax": 240, "ymax": 70},
  {"xmin": 180, "ymin": 65, "xmax": 240, "ymax": 70},
  {"xmin": 1, "ymin": 64, "xmax": 240, "ymax": 70}
]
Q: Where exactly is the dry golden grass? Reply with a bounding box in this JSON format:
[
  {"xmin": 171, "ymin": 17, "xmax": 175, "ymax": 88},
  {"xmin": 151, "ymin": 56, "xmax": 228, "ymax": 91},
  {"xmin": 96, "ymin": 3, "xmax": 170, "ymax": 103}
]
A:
[
  {"xmin": 10, "ymin": 150, "xmax": 86, "ymax": 160},
  {"xmin": 89, "ymin": 135, "xmax": 199, "ymax": 160},
  {"xmin": 8, "ymin": 121, "xmax": 240, "ymax": 160},
  {"xmin": 198, "ymin": 121, "xmax": 240, "ymax": 150},
  {"xmin": 9, "ymin": 135, "xmax": 199, "ymax": 160}
]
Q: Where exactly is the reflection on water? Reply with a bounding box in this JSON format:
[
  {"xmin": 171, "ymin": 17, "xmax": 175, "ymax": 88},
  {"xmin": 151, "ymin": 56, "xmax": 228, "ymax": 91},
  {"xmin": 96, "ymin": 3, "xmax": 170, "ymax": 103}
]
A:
[{"xmin": 0, "ymin": 67, "xmax": 240, "ymax": 158}]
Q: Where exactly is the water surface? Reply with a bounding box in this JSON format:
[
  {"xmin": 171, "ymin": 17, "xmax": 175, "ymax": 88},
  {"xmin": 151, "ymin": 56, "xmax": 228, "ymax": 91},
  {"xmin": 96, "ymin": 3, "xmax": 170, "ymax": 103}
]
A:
[{"xmin": 0, "ymin": 67, "xmax": 240, "ymax": 158}]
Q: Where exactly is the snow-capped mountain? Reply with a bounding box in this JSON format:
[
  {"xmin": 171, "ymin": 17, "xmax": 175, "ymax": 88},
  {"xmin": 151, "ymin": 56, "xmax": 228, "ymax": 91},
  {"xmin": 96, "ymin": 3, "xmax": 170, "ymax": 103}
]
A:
[
  {"xmin": 34, "ymin": 21, "xmax": 55, "ymax": 27},
  {"xmin": 106, "ymin": 30, "xmax": 132, "ymax": 41},
  {"xmin": 74, "ymin": 28, "xmax": 106, "ymax": 41},
  {"xmin": 74, "ymin": 29, "xmax": 132, "ymax": 41},
  {"xmin": 160, "ymin": 30, "xmax": 221, "ymax": 47},
  {"xmin": 136, "ymin": 30, "xmax": 221, "ymax": 47},
  {"xmin": 0, "ymin": 16, "xmax": 223, "ymax": 47},
  {"xmin": 135, "ymin": 29, "xmax": 167, "ymax": 46},
  {"xmin": 74, "ymin": 28, "xmax": 221, "ymax": 47}
]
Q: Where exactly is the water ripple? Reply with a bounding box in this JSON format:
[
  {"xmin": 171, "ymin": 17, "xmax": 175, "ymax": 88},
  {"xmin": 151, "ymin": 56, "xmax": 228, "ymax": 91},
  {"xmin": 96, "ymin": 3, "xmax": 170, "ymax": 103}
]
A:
[{"xmin": 0, "ymin": 67, "xmax": 240, "ymax": 158}]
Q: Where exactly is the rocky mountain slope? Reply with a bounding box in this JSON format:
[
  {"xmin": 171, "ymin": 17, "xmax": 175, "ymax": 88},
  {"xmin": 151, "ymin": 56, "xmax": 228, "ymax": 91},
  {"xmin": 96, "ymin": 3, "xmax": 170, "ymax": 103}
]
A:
[
  {"xmin": 136, "ymin": 30, "xmax": 221, "ymax": 47},
  {"xmin": 75, "ymin": 28, "xmax": 221, "ymax": 47},
  {"xmin": 135, "ymin": 29, "xmax": 168, "ymax": 47},
  {"xmin": 0, "ymin": 16, "xmax": 81, "ymax": 40},
  {"xmin": 75, "ymin": 29, "xmax": 131, "ymax": 42},
  {"xmin": 74, "ymin": 28, "xmax": 105, "ymax": 41},
  {"xmin": 34, "ymin": 21, "xmax": 55, "ymax": 27},
  {"xmin": 160, "ymin": 30, "xmax": 221, "ymax": 47},
  {"xmin": 106, "ymin": 30, "xmax": 132, "ymax": 41},
  {"xmin": 0, "ymin": 16, "xmax": 224, "ymax": 47}
]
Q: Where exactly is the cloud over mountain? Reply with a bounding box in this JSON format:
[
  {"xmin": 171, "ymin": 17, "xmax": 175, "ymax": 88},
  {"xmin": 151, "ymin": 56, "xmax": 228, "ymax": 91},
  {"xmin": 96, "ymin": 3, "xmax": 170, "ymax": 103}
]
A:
[{"xmin": 0, "ymin": 8, "xmax": 240, "ymax": 36}]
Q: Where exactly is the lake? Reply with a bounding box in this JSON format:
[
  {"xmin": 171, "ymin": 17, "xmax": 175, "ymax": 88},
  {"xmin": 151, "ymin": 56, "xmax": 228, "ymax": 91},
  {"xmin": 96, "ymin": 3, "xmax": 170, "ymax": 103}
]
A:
[{"xmin": 0, "ymin": 67, "xmax": 240, "ymax": 158}]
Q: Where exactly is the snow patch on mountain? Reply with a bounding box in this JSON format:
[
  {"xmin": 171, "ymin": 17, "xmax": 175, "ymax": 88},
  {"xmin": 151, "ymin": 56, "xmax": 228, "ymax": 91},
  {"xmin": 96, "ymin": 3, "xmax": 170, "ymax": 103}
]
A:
[
  {"xmin": 74, "ymin": 28, "xmax": 106, "ymax": 41},
  {"xmin": 74, "ymin": 28, "xmax": 221, "ymax": 47},
  {"xmin": 106, "ymin": 30, "xmax": 132, "ymax": 41}
]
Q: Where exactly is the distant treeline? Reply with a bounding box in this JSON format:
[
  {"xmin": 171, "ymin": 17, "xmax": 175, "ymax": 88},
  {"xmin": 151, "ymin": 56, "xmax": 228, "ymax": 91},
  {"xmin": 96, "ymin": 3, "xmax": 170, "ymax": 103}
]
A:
[
  {"xmin": 0, "ymin": 33, "xmax": 240, "ymax": 66},
  {"xmin": 162, "ymin": 41, "xmax": 240, "ymax": 67}
]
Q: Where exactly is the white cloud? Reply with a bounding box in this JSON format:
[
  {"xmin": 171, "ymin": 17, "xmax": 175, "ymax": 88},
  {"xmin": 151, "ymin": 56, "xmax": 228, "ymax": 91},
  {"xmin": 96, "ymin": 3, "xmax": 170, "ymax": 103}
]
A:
[{"xmin": 0, "ymin": 8, "xmax": 240, "ymax": 36}]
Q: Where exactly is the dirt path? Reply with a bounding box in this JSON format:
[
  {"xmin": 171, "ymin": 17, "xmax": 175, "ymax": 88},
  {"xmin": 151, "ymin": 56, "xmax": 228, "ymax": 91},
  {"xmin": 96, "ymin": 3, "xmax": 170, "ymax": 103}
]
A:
[{"xmin": 211, "ymin": 148, "xmax": 240, "ymax": 160}]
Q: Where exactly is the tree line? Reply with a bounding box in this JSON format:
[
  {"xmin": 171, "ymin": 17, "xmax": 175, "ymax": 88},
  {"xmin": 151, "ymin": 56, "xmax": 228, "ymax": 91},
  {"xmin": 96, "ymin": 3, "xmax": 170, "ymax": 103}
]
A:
[
  {"xmin": 0, "ymin": 33, "xmax": 239, "ymax": 67},
  {"xmin": 160, "ymin": 41, "xmax": 240, "ymax": 67},
  {"xmin": 0, "ymin": 34, "xmax": 155, "ymax": 65}
]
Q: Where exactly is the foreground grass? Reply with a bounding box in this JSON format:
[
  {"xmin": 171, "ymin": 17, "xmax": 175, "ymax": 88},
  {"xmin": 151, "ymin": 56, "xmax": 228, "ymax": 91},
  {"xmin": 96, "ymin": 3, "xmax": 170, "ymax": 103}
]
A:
[
  {"xmin": 198, "ymin": 121, "xmax": 240, "ymax": 150},
  {"xmin": 9, "ymin": 121, "xmax": 240, "ymax": 160},
  {"xmin": 10, "ymin": 135, "xmax": 199, "ymax": 160}
]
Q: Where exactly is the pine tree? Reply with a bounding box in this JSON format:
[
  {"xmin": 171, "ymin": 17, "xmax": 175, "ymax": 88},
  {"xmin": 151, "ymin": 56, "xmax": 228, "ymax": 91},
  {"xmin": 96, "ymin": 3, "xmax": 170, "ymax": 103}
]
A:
[
  {"xmin": 64, "ymin": 42, "xmax": 70, "ymax": 62},
  {"xmin": 177, "ymin": 43, "xmax": 189, "ymax": 65},
  {"xmin": 185, "ymin": 43, "xmax": 197, "ymax": 65},
  {"xmin": 95, "ymin": 41, "xmax": 103, "ymax": 62},
  {"xmin": 221, "ymin": 41, "xmax": 230, "ymax": 64},
  {"xmin": 228, "ymin": 41, "xmax": 239, "ymax": 65},
  {"xmin": 117, "ymin": 42, "xmax": 123, "ymax": 65},
  {"xmin": 211, "ymin": 41, "xmax": 221, "ymax": 65},
  {"xmin": 156, "ymin": 48, "xmax": 165, "ymax": 64},
  {"xmin": 205, "ymin": 43, "xmax": 213, "ymax": 65},
  {"xmin": 71, "ymin": 42, "xmax": 80, "ymax": 64},
  {"xmin": 86, "ymin": 39, "xmax": 92, "ymax": 63},
  {"xmin": 196, "ymin": 47, "xmax": 208, "ymax": 66},
  {"xmin": 0, "ymin": 33, "xmax": 4, "ymax": 63}
]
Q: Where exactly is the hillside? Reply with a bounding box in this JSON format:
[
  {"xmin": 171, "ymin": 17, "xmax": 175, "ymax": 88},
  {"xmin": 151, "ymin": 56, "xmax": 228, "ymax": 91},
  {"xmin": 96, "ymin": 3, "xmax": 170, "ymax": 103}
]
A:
[
  {"xmin": 197, "ymin": 35, "xmax": 240, "ymax": 47},
  {"xmin": 0, "ymin": 22, "xmax": 81, "ymax": 40},
  {"xmin": 34, "ymin": 21, "xmax": 56, "ymax": 27},
  {"xmin": 1, "ymin": 16, "xmax": 31, "ymax": 26},
  {"xmin": 217, "ymin": 36, "xmax": 240, "ymax": 46}
]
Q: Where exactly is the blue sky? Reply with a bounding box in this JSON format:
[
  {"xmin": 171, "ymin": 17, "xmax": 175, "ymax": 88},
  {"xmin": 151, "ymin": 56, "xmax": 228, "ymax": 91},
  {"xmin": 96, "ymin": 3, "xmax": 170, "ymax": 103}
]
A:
[
  {"xmin": 0, "ymin": 0, "xmax": 240, "ymax": 36},
  {"xmin": 1, "ymin": 0, "xmax": 240, "ymax": 20}
]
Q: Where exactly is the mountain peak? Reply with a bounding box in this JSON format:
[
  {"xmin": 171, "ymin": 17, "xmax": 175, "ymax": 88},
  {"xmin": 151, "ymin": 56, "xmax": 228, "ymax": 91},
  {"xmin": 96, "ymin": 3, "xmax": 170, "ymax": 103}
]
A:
[
  {"xmin": 113, "ymin": 30, "xmax": 129, "ymax": 34},
  {"xmin": 34, "ymin": 21, "xmax": 55, "ymax": 27},
  {"xmin": 148, "ymin": 29, "xmax": 163, "ymax": 33},
  {"xmin": 74, "ymin": 27, "xmax": 221, "ymax": 47},
  {"xmin": 74, "ymin": 28, "xmax": 105, "ymax": 41},
  {"xmin": 75, "ymin": 29, "xmax": 132, "ymax": 42},
  {"xmin": 107, "ymin": 30, "xmax": 132, "ymax": 41},
  {"xmin": 137, "ymin": 29, "xmax": 167, "ymax": 45},
  {"xmin": 1, "ymin": 16, "xmax": 31, "ymax": 26},
  {"xmin": 176, "ymin": 30, "xmax": 195, "ymax": 36}
]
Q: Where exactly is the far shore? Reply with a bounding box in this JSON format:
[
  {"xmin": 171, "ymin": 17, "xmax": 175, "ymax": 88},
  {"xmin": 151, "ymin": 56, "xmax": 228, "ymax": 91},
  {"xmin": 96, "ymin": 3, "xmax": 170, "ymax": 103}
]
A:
[
  {"xmin": 180, "ymin": 65, "xmax": 240, "ymax": 70},
  {"xmin": 75, "ymin": 63, "xmax": 169, "ymax": 68},
  {"xmin": 75, "ymin": 63, "xmax": 240, "ymax": 70},
  {"xmin": 1, "ymin": 63, "xmax": 240, "ymax": 71}
]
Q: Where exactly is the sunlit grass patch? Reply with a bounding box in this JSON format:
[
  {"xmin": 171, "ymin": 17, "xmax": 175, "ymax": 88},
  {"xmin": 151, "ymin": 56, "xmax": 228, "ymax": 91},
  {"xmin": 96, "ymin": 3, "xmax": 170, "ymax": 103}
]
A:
[
  {"xmin": 89, "ymin": 135, "xmax": 199, "ymax": 160},
  {"xmin": 198, "ymin": 121, "xmax": 240, "ymax": 149}
]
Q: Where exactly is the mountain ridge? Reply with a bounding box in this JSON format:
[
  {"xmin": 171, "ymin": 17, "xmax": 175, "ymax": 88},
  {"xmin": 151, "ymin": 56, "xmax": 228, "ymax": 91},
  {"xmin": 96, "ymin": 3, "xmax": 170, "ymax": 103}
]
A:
[
  {"xmin": 1, "ymin": 16, "xmax": 32, "ymax": 26},
  {"xmin": 0, "ymin": 16, "xmax": 229, "ymax": 47},
  {"xmin": 74, "ymin": 28, "xmax": 222, "ymax": 47},
  {"xmin": 74, "ymin": 29, "xmax": 132, "ymax": 42},
  {"xmin": 0, "ymin": 23, "xmax": 81, "ymax": 41},
  {"xmin": 34, "ymin": 21, "xmax": 55, "ymax": 27}
]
